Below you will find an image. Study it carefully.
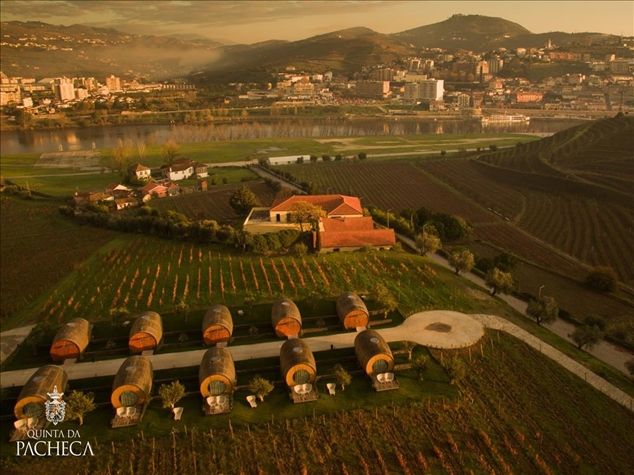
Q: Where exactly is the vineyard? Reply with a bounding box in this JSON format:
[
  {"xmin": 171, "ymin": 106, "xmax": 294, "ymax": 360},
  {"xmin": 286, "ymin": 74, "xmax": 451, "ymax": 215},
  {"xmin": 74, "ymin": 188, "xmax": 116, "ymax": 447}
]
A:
[
  {"xmin": 0, "ymin": 196, "xmax": 116, "ymax": 325},
  {"xmin": 34, "ymin": 234, "xmax": 478, "ymax": 327},
  {"xmin": 276, "ymin": 161, "xmax": 495, "ymax": 225},
  {"xmin": 3, "ymin": 330, "xmax": 633, "ymax": 474},
  {"xmin": 147, "ymin": 181, "xmax": 277, "ymax": 223}
]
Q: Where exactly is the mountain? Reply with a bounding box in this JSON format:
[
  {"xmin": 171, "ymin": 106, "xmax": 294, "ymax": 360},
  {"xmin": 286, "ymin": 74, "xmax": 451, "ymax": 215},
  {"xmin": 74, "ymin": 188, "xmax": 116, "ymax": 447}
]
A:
[
  {"xmin": 391, "ymin": 14, "xmax": 616, "ymax": 51},
  {"xmin": 0, "ymin": 21, "xmax": 226, "ymax": 80}
]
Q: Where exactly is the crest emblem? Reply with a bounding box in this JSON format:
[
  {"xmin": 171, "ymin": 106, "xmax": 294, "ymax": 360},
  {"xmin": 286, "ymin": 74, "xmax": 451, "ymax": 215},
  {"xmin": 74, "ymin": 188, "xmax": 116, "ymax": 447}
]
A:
[{"xmin": 45, "ymin": 386, "xmax": 66, "ymax": 425}]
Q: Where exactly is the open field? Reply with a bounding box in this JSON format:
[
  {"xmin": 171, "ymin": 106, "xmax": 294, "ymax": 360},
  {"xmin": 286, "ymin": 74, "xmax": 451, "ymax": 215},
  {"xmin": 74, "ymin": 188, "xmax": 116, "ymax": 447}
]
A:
[{"xmin": 2, "ymin": 330, "xmax": 633, "ymax": 474}]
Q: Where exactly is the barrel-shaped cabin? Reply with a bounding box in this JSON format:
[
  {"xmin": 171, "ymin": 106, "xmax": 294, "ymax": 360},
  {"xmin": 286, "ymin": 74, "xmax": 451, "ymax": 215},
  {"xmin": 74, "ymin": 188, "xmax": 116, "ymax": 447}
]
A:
[
  {"xmin": 280, "ymin": 339, "xmax": 316, "ymax": 387},
  {"xmin": 14, "ymin": 365, "xmax": 68, "ymax": 420},
  {"xmin": 354, "ymin": 329, "xmax": 394, "ymax": 376},
  {"xmin": 129, "ymin": 311, "xmax": 163, "ymax": 354},
  {"xmin": 50, "ymin": 318, "xmax": 91, "ymax": 363},
  {"xmin": 337, "ymin": 292, "xmax": 369, "ymax": 330},
  {"xmin": 111, "ymin": 356, "xmax": 153, "ymax": 409},
  {"xmin": 202, "ymin": 305, "xmax": 233, "ymax": 345},
  {"xmin": 198, "ymin": 347, "xmax": 236, "ymax": 397},
  {"xmin": 271, "ymin": 298, "xmax": 302, "ymax": 338}
]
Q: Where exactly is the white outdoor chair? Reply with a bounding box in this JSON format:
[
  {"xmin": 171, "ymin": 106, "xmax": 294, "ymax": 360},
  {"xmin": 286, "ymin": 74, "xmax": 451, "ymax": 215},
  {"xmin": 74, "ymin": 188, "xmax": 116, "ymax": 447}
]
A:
[
  {"xmin": 26, "ymin": 417, "xmax": 38, "ymax": 428},
  {"xmin": 173, "ymin": 407, "xmax": 183, "ymax": 421},
  {"xmin": 327, "ymin": 383, "xmax": 336, "ymax": 396},
  {"xmin": 217, "ymin": 395, "xmax": 227, "ymax": 405},
  {"xmin": 385, "ymin": 373, "xmax": 394, "ymax": 382},
  {"xmin": 207, "ymin": 396, "xmax": 215, "ymax": 407},
  {"xmin": 246, "ymin": 395, "xmax": 257, "ymax": 408},
  {"xmin": 126, "ymin": 406, "xmax": 137, "ymax": 417},
  {"xmin": 303, "ymin": 383, "xmax": 312, "ymax": 393},
  {"xmin": 116, "ymin": 407, "xmax": 126, "ymax": 417},
  {"xmin": 294, "ymin": 385, "xmax": 302, "ymax": 394},
  {"xmin": 377, "ymin": 373, "xmax": 386, "ymax": 383}
]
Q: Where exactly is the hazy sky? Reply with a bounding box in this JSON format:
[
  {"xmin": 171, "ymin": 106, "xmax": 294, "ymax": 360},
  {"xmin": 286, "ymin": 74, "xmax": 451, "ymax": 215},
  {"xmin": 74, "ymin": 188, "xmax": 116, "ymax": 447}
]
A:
[{"xmin": 1, "ymin": 1, "xmax": 632, "ymax": 43}]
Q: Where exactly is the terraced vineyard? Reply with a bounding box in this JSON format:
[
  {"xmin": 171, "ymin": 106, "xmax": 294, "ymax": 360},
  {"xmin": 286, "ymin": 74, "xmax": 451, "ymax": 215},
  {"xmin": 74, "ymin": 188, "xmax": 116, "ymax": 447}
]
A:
[
  {"xmin": 277, "ymin": 161, "xmax": 495, "ymax": 224},
  {"xmin": 147, "ymin": 181, "xmax": 277, "ymax": 223}
]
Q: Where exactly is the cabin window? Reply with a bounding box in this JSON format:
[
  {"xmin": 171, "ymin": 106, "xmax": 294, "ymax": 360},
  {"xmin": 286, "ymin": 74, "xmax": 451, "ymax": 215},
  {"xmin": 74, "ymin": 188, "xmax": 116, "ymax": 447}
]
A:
[
  {"xmin": 120, "ymin": 390, "xmax": 139, "ymax": 407},
  {"xmin": 293, "ymin": 369, "xmax": 310, "ymax": 384},
  {"xmin": 208, "ymin": 380, "xmax": 226, "ymax": 395},
  {"xmin": 372, "ymin": 359, "xmax": 389, "ymax": 375},
  {"xmin": 333, "ymin": 248, "xmax": 340, "ymax": 252},
  {"xmin": 276, "ymin": 214, "xmax": 281, "ymax": 222}
]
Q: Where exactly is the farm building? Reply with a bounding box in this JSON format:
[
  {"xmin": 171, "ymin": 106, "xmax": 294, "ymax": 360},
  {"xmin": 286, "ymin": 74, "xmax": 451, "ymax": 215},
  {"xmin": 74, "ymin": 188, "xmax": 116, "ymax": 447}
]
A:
[
  {"xmin": 202, "ymin": 305, "xmax": 233, "ymax": 345},
  {"xmin": 50, "ymin": 318, "xmax": 91, "ymax": 363},
  {"xmin": 14, "ymin": 365, "xmax": 68, "ymax": 420},
  {"xmin": 337, "ymin": 292, "xmax": 370, "ymax": 329},
  {"xmin": 111, "ymin": 356, "xmax": 153, "ymax": 409},
  {"xmin": 316, "ymin": 216, "xmax": 396, "ymax": 254},
  {"xmin": 280, "ymin": 338, "xmax": 318, "ymax": 402},
  {"xmin": 354, "ymin": 329, "xmax": 394, "ymax": 376},
  {"xmin": 129, "ymin": 311, "xmax": 163, "ymax": 354},
  {"xmin": 271, "ymin": 298, "xmax": 302, "ymax": 337}
]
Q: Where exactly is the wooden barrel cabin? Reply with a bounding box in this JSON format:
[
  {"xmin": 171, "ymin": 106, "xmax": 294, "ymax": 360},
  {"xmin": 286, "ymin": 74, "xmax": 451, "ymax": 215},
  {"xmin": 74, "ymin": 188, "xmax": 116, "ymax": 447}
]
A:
[
  {"xmin": 279, "ymin": 339, "xmax": 317, "ymax": 387},
  {"xmin": 202, "ymin": 305, "xmax": 233, "ymax": 345},
  {"xmin": 198, "ymin": 347, "xmax": 236, "ymax": 397},
  {"xmin": 337, "ymin": 292, "xmax": 369, "ymax": 330},
  {"xmin": 50, "ymin": 318, "xmax": 91, "ymax": 363},
  {"xmin": 129, "ymin": 311, "xmax": 163, "ymax": 354},
  {"xmin": 271, "ymin": 298, "xmax": 302, "ymax": 338},
  {"xmin": 14, "ymin": 365, "xmax": 68, "ymax": 420},
  {"xmin": 111, "ymin": 355, "xmax": 153, "ymax": 409},
  {"xmin": 354, "ymin": 329, "xmax": 394, "ymax": 376}
]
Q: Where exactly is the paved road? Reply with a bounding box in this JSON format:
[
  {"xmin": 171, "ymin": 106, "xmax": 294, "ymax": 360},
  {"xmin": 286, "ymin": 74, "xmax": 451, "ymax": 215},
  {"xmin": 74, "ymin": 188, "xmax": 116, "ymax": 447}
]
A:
[{"xmin": 395, "ymin": 233, "xmax": 633, "ymax": 374}]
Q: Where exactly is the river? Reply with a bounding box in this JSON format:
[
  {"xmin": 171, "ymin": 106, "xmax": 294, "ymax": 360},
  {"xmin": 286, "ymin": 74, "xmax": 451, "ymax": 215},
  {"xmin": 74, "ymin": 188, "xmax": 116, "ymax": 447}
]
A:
[{"xmin": 0, "ymin": 117, "xmax": 586, "ymax": 155}]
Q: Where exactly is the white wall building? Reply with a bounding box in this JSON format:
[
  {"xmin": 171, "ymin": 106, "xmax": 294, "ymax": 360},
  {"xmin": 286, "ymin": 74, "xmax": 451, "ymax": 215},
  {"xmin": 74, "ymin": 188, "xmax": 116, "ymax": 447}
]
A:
[{"xmin": 404, "ymin": 79, "xmax": 444, "ymax": 101}]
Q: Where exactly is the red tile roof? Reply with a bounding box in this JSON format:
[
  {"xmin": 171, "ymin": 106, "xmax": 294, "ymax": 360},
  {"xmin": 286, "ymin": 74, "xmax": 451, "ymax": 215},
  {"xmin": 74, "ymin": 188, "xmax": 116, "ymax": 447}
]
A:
[
  {"xmin": 271, "ymin": 195, "xmax": 362, "ymax": 216},
  {"xmin": 129, "ymin": 163, "xmax": 150, "ymax": 172},
  {"xmin": 141, "ymin": 183, "xmax": 166, "ymax": 194},
  {"xmin": 319, "ymin": 229, "xmax": 396, "ymax": 249},
  {"xmin": 321, "ymin": 216, "xmax": 375, "ymax": 232}
]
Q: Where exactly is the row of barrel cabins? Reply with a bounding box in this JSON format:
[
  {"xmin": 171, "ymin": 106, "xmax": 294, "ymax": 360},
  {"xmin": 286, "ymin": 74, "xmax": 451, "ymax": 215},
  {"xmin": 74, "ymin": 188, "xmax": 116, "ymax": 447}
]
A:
[
  {"xmin": 14, "ymin": 328, "xmax": 397, "ymax": 430},
  {"xmin": 48, "ymin": 292, "xmax": 371, "ymax": 362}
]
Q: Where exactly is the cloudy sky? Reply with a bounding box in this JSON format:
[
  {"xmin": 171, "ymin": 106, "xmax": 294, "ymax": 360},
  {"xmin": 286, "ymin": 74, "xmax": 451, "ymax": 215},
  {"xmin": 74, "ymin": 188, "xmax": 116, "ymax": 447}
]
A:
[{"xmin": 1, "ymin": 1, "xmax": 632, "ymax": 43}]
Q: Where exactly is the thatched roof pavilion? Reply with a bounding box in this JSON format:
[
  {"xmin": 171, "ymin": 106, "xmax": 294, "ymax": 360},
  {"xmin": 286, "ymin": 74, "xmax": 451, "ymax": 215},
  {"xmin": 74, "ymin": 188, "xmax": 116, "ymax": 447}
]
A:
[
  {"xmin": 111, "ymin": 355, "xmax": 153, "ymax": 408},
  {"xmin": 198, "ymin": 347, "xmax": 236, "ymax": 397},
  {"xmin": 279, "ymin": 338, "xmax": 316, "ymax": 386},
  {"xmin": 202, "ymin": 305, "xmax": 233, "ymax": 345},
  {"xmin": 271, "ymin": 298, "xmax": 302, "ymax": 338},
  {"xmin": 354, "ymin": 329, "xmax": 394, "ymax": 376},
  {"xmin": 50, "ymin": 318, "xmax": 91, "ymax": 363},
  {"xmin": 336, "ymin": 292, "xmax": 369, "ymax": 329},
  {"xmin": 129, "ymin": 311, "xmax": 163, "ymax": 354},
  {"xmin": 14, "ymin": 365, "xmax": 68, "ymax": 420}
]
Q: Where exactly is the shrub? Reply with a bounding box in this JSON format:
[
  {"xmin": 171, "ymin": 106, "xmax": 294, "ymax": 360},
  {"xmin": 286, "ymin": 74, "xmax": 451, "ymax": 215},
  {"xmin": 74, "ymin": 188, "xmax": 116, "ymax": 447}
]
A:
[{"xmin": 585, "ymin": 267, "xmax": 617, "ymax": 293}]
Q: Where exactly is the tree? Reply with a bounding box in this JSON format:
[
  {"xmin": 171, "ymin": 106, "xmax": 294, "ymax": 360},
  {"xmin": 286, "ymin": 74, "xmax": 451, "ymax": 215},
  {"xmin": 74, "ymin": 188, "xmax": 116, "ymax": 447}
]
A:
[
  {"xmin": 289, "ymin": 201, "xmax": 325, "ymax": 231},
  {"xmin": 626, "ymin": 358, "xmax": 634, "ymax": 380},
  {"xmin": 358, "ymin": 152, "xmax": 367, "ymax": 160},
  {"xmin": 373, "ymin": 283, "xmax": 397, "ymax": 318},
  {"xmin": 399, "ymin": 341, "xmax": 417, "ymax": 361},
  {"xmin": 333, "ymin": 364, "xmax": 352, "ymax": 390},
  {"xmin": 229, "ymin": 185, "xmax": 260, "ymax": 216},
  {"xmin": 322, "ymin": 154, "xmax": 332, "ymax": 162},
  {"xmin": 415, "ymin": 227, "xmax": 441, "ymax": 256},
  {"xmin": 485, "ymin": 268, "xmax": 514, "ymax": 296},
  {"xmin": 489, "ymin": 144, "xmax": 498, "ymax": 151},
  {"xmin": 158, "ymin": 381, "xmax": 185, "ymax": 410},
  {"xmin": 174, "ymin": 299, "xmax": 189, "ymax": 322},
  {"xmin": 309, "ymin": 155, "xmax": 318, "ymax": 163},
  {"xmin": 161, "ymin": 139, "xmax": 179, "ymax": 166},
  {"xmin": 249, "ymin": 375, "xmax": 274, "ymax": 402},
  {"xmin": 335, "ymin": 154, "xmax": 343, "ymax": 161},
  {"xmin": 570, "ymin": 324, "xmax": 604, "ymax": 351},
  {"xmin": 111, "ymin": 138, "xmax": 134, "ymax": 173},
  {"xmin": 65, "ymin": 391, "xmax": 96, "ymax": 425},
  {"xmin": 440, "ymin": 150, "xmax": 447, "ymax": 156},
  {"xmin": 448, "ymin": 248, "xmax": 475, "ymax": 275},
  {"xmin": 444, "ymin": 355, "xmax": 466, "ymax": 385},
  {"xmin": 526, "ymin": 296, "xmax": 559, "ymax": 325},
  {"xmin": 411, "ymin": 355, "xmax": 428, "ymax": 380},
  {"xmin": 585, "ymin": 267, "xmax": 618, "ymax": 293},
  {"xmin": 296, "ymin": 156, "xmax": 304, "ymax": 164}
]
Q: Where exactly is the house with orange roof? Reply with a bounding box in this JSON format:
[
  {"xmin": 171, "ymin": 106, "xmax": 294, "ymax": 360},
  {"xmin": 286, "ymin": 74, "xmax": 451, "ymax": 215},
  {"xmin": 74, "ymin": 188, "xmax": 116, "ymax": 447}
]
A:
[
  {"xmin": 140, "ymin": 182, "xmax": 167, "ymax": 202},
  {"xmin": 316, "ymin": 216, "xmax": 396, "ymax": 253},
  {"xmin": 269, "ymin": 194, "xmax": 363, "ymax": 223},
  {"xmin": 128, "ymin": 163, "xmax": 151, "ymax": 181}
]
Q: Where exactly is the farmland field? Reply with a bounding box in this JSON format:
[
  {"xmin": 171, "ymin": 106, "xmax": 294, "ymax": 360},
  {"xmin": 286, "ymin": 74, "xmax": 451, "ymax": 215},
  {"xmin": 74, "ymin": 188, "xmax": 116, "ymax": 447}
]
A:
[
  {"xmin": 277, "ymin": 160, "xmax": 496, "ymax": 224},
  {"xmin": 147, "ymin": 181, "xmax": 278, "ymax": 223},
  {"xmin": 3, "ymin": 330, "xmax": 633, "ymax": 474},
  {"xmin": 0, "ymin": 196, "xmax": 116, "ymax": 326}
]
